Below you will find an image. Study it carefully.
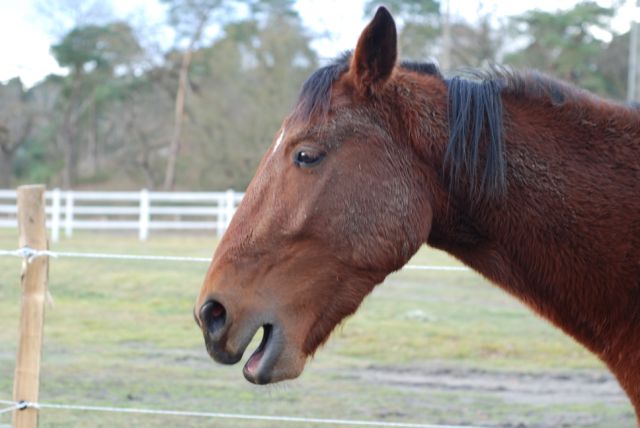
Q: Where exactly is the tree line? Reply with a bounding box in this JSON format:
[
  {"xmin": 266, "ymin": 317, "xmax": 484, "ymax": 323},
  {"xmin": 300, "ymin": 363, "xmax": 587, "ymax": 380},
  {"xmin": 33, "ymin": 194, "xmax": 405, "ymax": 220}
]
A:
[{"xmin": 0, "ymin": 0, "xmax": 632, "ymax": 190}]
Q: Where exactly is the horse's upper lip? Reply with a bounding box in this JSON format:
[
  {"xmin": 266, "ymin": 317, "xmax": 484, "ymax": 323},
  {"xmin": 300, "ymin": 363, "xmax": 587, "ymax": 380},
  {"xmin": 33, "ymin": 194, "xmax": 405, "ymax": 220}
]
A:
[
  {"xmin": 203, "ymin": 317, "xmax": 262, "ymax": 365},
  {"xmin": 243, "ymin": 323, "xmax": 282, "ymax": 384}
]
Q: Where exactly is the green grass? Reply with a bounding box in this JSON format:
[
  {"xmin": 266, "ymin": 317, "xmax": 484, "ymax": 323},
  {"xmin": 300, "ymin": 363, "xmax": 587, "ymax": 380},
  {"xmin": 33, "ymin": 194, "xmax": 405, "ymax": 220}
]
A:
[{"xmin": 0, "ymin": 230, "xmax": 634, "ymax": 427}]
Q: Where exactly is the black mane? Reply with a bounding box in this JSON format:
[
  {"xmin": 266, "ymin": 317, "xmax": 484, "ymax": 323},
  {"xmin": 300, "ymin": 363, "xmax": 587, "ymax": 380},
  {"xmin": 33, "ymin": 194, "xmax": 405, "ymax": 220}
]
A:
[
  {"xmin": 291, "ymin": 52, "xmax": 351, "ymax": 122},
  {"xmin": 291, "ymin": 53, "xmax": 591, "ymax": 203},
  {"xmin": 400, "ymin": 61, "xmax": 442, "ymax": 77},
  {"xmin": 444, "ymin": 75, "xmax": 506, "ymax": 202}
]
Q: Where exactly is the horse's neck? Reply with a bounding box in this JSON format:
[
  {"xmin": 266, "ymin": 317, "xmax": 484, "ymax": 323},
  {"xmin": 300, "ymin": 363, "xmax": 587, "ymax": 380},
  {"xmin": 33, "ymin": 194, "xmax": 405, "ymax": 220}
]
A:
[{"xmin": 426, "ymin": 95, "xmax": 640, "ymax": 398}]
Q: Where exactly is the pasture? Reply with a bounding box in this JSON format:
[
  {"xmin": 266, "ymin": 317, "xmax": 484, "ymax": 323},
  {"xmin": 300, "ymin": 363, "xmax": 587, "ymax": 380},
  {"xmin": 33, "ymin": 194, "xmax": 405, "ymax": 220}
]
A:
[{"xmin": 0, "ymin": 230, "xmax": 634, "ymax": 427}]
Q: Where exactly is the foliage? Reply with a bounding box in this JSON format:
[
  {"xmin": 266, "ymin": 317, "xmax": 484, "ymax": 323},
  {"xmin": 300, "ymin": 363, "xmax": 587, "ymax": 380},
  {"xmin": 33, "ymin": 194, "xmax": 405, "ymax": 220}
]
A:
[
  {"xmin": 364, "ymin": 0, "xmax": 501, "ymax": 68},
  {"xmin": 0, "ymin": 1, "xmax": 633, "ymax": 190},
  {"xmin": 51, "ymin": 23, "xmax": 142, "ymax": 72},
  {"xmin": 596, "ymin": 31, "xmax": 629, "ymax": 100},
  {"xmin": 504, "ymin": 2, "xmax": 615, "ymax": 94},
  {"xmin": 162, "ymin": 0, "xmax": 226, "ymax": 43},
  {"xmin": 49, "ymin": 22, "xmax": 145, "ymax": 188},
  {"xmin": 0, "ymin": 79, "xmax": 38, "ymax": 187},
  {"xmin": 184, "ymin": 7, "xmax": 317, "ymax": 188}
]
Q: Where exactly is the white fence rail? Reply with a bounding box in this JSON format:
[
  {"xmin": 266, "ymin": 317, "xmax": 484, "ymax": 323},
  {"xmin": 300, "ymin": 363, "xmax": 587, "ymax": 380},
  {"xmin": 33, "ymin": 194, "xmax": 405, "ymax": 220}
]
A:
[{"xmin": 0, "ymin": 189, "xmax": 244, "ymax": 242}]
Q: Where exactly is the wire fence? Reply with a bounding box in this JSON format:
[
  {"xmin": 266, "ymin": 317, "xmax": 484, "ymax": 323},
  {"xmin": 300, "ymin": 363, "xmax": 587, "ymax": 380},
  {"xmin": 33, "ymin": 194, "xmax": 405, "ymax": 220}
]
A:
[
  {"xmin": 0, "ymin": 245, "xmax": 479, "ymax": 428},
  {"xmin": 0, "ymin": 247, "xmax": 469, "ymax": 271},
  {"xmin": 0, "ymin": 399, "xmax": 484, "ymax": 428}
]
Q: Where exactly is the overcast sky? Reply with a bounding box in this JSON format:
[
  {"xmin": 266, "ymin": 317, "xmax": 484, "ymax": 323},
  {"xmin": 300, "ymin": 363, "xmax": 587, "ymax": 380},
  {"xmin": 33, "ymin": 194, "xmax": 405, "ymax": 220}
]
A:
[{"xmin": 0, "ymin": 0, "xmax": 636, "ymax": 87}]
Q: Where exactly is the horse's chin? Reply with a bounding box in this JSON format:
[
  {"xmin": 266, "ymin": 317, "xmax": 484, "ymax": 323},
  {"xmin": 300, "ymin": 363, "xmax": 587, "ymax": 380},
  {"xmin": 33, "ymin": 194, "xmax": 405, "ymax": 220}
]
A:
[
  {"xmin": 242, "ymin": 354, "xmax": 305, "ymax": 385},
  {"xmin": 240, "ymin": 323, "xmax": 306, "ymax": 385}
]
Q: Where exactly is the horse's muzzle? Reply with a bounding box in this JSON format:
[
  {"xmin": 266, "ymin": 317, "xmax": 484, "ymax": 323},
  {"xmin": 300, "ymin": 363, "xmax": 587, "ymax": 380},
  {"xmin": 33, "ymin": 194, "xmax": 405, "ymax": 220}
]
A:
[{"xmin": 196, "ymin": 297, "xmax": 269, "ymax": 369}]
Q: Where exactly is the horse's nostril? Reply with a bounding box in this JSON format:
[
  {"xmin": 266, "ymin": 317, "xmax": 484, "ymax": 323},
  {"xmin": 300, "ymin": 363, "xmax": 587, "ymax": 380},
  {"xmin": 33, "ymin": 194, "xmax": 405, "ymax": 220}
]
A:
[
  {"xmin": 200, "ymin": 299, "xmax": 227, "ymax": 335},
  {"xmin": 211, "ymin": 301, "xmax": 225, "ymax": 318}
]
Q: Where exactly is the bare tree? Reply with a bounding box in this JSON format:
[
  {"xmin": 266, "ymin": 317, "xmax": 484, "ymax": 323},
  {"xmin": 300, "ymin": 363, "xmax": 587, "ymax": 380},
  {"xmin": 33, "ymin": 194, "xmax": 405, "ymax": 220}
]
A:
[{"xmin": 161, "ymin": 0, "xmax": 229, "ymax": 190}]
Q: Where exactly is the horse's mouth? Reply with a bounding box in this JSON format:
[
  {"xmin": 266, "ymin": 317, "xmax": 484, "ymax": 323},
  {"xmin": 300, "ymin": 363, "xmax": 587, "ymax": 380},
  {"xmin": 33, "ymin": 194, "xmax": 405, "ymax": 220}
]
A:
[{"xmin": 242, "ymin": 323, "xmax": 280, "ymax": 384}]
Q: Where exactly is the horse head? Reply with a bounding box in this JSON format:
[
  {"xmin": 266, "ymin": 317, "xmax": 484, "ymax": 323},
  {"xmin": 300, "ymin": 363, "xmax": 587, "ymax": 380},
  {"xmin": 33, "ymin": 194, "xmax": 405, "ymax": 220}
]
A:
[{"xmin": 195, "ymin": 7, "xmax": 442, "ymax": 384}]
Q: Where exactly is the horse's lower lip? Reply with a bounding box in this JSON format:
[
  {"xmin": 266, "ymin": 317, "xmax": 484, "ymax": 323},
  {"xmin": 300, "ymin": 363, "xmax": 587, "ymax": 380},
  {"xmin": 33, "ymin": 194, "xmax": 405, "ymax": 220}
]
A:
[{"xmin": 243, "ymin": 324, "xmax": 279, "ymax": 384}]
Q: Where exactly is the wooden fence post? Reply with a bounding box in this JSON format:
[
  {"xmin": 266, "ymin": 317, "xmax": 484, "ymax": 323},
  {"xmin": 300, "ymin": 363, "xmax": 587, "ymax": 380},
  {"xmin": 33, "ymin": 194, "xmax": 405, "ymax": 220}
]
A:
[{"xmin": 12, "ymin": 185, "xmax": 49, "ymax": 428}]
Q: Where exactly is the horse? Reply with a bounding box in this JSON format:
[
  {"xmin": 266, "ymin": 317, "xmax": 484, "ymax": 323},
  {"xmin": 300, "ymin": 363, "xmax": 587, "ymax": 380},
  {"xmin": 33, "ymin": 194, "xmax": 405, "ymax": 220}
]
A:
[{"xmin": 195, "ymin": 6, "xmax": 640, "ymax": 422}]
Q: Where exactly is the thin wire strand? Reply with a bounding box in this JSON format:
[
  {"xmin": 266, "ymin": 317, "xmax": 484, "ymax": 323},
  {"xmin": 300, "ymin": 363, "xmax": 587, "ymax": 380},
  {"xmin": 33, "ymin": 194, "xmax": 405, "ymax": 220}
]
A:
[
  {"xmin": 0, "ymin": 248, "xmax": 469, "ymax": 272},
  {"xmin": 0, "ymin": 399, "xmax": 484, "ymax": 428},
  {"xmin": 0, "ymin": 404, "xmax": 15, "ymax": 415},
  {"xmin": 42, "ymin": 250, "xmax": 209, "ymax": 263}
]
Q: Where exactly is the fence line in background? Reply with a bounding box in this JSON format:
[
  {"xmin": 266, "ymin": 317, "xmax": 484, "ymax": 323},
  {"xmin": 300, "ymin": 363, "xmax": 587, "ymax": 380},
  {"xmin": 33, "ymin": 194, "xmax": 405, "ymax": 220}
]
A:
[
  {"xmin": 0, "ymin": 399, "xmax": 485, "ymax": 428},
  {"xmin": 0, "ymin": 189, "xmax": 244, "ymax": 242}
]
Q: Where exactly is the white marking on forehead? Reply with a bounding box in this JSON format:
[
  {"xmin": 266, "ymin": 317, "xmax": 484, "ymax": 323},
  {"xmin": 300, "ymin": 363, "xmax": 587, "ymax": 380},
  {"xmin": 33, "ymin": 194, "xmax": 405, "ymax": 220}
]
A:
[{"xmin": 271, "ymin": 129, "xmax": 286, "ymax": 155}]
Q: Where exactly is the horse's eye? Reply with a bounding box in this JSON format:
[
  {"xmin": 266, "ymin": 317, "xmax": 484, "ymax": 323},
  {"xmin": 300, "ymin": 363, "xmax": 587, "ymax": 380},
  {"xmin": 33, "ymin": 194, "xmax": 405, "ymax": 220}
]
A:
[{"xmin": 294, "ymin": 149, "xmax": 325, "ymax": 167}]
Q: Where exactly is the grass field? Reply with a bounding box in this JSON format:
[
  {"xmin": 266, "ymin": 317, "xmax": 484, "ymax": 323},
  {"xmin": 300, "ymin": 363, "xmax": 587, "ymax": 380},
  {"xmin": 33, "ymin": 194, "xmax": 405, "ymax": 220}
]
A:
[{"xmin": 0, "ymin": 230, "xmax": 634, "ymax": 427}]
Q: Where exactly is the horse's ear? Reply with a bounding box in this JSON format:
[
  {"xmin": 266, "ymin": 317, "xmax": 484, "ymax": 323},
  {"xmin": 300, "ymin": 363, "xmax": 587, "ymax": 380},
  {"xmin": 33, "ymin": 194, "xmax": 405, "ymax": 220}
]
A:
[{"xmin": 350, "ymin": 6, "xmax": 397, "ymax": 96}]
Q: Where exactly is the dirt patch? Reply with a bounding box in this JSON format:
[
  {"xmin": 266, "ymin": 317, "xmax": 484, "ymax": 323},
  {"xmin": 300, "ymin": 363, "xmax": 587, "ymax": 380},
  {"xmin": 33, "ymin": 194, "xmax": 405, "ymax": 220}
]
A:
[
  {"xmin": 362, "ymin": 364, "xmax": 624, "ymax": 405},
  {"xmin": 343, "ymin": 363, "xmax": 635, "ymax": 427}
]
